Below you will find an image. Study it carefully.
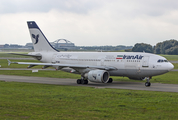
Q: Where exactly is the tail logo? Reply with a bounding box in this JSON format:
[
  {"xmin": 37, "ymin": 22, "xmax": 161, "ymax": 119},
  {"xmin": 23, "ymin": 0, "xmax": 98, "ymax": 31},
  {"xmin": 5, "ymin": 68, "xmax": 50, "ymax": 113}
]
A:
[{"xmin": 32, "ymin": 34, "xmax": 39, "ymax": 44}]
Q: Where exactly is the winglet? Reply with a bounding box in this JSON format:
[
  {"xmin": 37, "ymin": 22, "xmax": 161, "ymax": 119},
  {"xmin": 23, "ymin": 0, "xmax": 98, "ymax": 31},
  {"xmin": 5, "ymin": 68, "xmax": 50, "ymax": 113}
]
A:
[
  {"xmin": 7, "ymin": 59, "xmax": 18, "ymax": 66},
  {"xmin": 7, "ymin": 59, "xmax": 11, "ymax": 66}
]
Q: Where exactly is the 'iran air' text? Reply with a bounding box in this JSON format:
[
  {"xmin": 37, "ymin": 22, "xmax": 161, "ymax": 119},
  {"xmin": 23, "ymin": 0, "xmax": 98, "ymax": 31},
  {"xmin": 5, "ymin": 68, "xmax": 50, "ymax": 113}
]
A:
[{"xmin": 123, "ymin": 55, "xmax": 143, "ymax": 59}]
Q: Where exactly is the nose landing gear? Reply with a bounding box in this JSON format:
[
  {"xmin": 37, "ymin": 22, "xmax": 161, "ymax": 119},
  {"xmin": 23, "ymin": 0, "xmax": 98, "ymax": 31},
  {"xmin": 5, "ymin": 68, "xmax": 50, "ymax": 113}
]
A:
[{"xmin": 145, "ymin": 77, "xmax": 151, "ymax": 87}]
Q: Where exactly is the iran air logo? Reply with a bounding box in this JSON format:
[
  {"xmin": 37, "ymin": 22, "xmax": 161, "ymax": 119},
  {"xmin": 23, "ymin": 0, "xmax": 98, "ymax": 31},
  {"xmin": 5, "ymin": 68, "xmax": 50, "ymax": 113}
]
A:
[
  {"xmin": 116, "ymin": 55, "xmax": 143, "ymax": 59},
  {"xmin": 32, "ymin": 34, "xmax": 39, "ymax": 44}
]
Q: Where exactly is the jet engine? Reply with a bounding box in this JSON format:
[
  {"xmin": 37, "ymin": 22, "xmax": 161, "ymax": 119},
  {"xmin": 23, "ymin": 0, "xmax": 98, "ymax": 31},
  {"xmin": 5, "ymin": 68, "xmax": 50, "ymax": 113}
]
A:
[{"xmin": 84, "ymin": 70, "xmax": 110, "ymax": 83}]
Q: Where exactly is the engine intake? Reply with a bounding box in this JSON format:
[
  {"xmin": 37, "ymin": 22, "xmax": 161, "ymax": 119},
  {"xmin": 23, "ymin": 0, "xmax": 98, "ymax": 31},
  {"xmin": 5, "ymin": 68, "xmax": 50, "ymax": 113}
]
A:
[{"xmin": 84, "ymin": 70, "xmax": 110, "ymax": 83}]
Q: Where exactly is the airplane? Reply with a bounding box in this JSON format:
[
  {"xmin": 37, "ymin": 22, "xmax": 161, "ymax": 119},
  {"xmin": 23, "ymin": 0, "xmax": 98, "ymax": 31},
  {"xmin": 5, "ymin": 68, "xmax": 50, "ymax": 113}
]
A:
[{"xmin": 8, "ymin": 21, "xmax": 174, "ymax": 87}]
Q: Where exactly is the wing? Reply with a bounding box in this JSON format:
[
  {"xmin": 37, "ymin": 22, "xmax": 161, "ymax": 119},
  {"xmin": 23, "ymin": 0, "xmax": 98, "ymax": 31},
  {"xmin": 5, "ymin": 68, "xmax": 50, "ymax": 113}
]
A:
[{"xmin": 7, "ymin": 60, "xmax": 117, "ymax": 71}]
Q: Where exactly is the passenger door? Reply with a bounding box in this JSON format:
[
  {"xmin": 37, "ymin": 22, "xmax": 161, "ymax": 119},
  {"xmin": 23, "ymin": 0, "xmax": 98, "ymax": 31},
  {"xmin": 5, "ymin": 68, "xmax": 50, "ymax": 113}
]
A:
[{"xmin": 142, "ymin": 56, "xmax": 149, "ymax": 67}]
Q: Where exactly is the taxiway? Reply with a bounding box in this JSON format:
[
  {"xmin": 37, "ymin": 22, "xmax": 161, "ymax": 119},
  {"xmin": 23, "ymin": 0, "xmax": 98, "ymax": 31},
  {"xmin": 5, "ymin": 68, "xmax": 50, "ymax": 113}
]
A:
[{"xmin": 1, "ymin": 75, "xmax": 178, "ymax": 92}]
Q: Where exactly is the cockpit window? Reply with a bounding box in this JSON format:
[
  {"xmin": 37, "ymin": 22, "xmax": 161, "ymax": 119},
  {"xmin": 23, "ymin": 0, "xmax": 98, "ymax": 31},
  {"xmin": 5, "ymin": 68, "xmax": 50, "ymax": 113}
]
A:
[{"xmin": 157, "ymin": 59, "xmax": 168, "ymax": 63}]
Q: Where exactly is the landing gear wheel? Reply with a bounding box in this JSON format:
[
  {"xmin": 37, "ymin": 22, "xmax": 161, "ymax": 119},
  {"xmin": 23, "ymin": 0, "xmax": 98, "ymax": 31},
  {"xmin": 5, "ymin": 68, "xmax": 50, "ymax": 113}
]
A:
[
  {"xmin": 145, "ymin": 82, "xmax": 151, "ymax": 87},
  {"xmin": 107, "ymin": 78, "xmax": 113, "ymax": 83},
  {"xmin": 81, "ymin": 79, "xmax": 84, "ymax": 84},
  {"xmin": 145, "ymin": 77, "xmax": 151, "ymax": 87},
  {"xmin": 84, "ymin": 80, "xmax": 88, "ymax": 84},
  {"xmin": 77, "ymin": 79, "xmax": 82, "ymax": 84},
  {"xmin": 81, "ymin": 79, "xmax": 88, "ymax": 84}
]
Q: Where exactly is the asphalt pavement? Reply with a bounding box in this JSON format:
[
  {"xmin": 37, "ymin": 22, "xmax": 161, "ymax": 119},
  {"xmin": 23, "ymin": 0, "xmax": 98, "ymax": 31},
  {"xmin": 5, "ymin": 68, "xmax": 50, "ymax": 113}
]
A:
[{"xmin": 1, "ymin": 75, "xmax": 178, "ymax": 92}]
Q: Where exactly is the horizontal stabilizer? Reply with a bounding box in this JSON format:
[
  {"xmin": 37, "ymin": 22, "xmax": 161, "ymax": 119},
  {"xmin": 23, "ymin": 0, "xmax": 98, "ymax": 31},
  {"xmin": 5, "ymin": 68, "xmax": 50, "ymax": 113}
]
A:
[
  {"xmin": 8, "ymin": 53, "xmax": 41, "ymax": 57},
  {"xmin": 8, "ymin": 53, "xmax": 42, "ymax": 60}
]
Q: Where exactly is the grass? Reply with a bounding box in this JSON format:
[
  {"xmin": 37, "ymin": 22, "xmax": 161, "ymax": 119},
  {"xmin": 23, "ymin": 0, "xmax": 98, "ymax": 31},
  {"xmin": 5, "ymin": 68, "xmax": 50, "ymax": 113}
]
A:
[
  {"xmin": 173, "ymin": 63, "xmax": 178, "ymax": 69},
  {"xmin": 151, "ymin": 71, "xmax": 178, "ymax": 84},
  {"xmin": 161, "ymin": 54, "xmax": 178, "ymax": 61},
  {"xmin": 112, "ymin": 71, "xmax": 178, "ymax": 84},
  {"xmin": 0, "ymin": 70, "xmax": 81, "ymax": 79},
  {"xmin": 0, "ymin": 81, "xmax": 178, "ymax": 119}
]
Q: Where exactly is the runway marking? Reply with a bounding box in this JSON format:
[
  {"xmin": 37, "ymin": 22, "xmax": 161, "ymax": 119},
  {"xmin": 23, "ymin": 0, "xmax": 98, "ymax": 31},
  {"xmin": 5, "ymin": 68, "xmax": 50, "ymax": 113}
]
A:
[{"xmin": 1, "ymin": 75, "xmax": 178, "ymax": 92}]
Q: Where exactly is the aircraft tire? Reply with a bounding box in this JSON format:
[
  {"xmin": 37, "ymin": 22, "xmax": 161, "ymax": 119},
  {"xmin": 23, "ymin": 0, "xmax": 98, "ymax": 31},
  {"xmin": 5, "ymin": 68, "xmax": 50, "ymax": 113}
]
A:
[
  {"xmin": 77, "ymin": 79, "xmax": 82, "ymax": 84},
  {"xmin": 145, "ymin": 82, "xmax": 151, "ymax": 87},
  {"xmin": 81, "ymin": 79, "xmax": 84, "ymax": 84},
  {"xmin": 107, "ymin": 78, "xmax": 113, "ymax": 83},
  {"xmin": 84, "ymin": 80, "xmax": 88, "ymax": 84},
  {"xmin": 81, "ymin": 79, "xmax": 88, "ymax": 84}
]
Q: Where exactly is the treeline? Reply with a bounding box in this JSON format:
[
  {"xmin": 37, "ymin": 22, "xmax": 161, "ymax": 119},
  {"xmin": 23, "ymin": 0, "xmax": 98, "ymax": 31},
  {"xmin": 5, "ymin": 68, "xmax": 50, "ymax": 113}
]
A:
[
  {"xmin": 131, "ymin": 39, "xmax": 178, "ymax": 55},
  {"xmin": 76, "ymin": 45, "xmax": 133, "ymax": 51}
]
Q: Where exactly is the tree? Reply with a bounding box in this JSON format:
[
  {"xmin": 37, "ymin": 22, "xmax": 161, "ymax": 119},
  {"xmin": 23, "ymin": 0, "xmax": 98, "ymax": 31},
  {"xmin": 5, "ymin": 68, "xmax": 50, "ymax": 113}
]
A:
[
  {"xmin": 165, "ymin": 46, "xmax": 178, "ymax": 55},
  {"xmin": 154, "ymin": 39, "xmax": 178, "ymax": 55},
  {"xmin": 154, "ymin": 42, "xmax": 162, "ymax": 54},
  {"xmin": 132, "ymin": 43, "xmax": 153, "ymax": 53}
]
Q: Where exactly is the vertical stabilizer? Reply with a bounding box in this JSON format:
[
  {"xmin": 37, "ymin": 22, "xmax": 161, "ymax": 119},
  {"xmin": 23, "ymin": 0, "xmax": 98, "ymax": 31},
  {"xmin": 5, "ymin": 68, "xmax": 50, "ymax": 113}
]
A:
[{"xmin": 27, "ymin": 21, "xmax": 59, "ymax": 52}]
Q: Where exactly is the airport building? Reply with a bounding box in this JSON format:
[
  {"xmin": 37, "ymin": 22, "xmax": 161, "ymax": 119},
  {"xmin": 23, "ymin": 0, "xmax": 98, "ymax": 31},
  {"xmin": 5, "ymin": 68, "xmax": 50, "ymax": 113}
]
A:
[
  {"xmin": 25, "ymin": 39, "xmax": 75, "ymax": 50},
  {"xmin": 52, "ymin": 39, "xmax": 75, "ymax": 50}
]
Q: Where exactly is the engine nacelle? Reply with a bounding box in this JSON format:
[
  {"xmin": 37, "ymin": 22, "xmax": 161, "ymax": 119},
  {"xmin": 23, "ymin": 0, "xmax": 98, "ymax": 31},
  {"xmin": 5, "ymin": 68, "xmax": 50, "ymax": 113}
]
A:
[{"xmin": 84, "ymin": 70, "xmax": 110, "ymax": 83}]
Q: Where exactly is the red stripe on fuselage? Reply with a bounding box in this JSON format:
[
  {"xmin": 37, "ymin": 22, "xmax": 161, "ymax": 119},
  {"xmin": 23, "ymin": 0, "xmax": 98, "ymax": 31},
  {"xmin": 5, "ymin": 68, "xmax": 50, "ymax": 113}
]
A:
[{"xmin": 116, "ymin": 58, "xmax": 122, "ymax": 59}]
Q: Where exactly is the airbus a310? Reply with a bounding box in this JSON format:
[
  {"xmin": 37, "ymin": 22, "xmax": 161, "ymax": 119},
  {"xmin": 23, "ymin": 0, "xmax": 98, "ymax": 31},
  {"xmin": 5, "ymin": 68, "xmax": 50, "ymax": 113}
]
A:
[{"xmin": 8, "ymin": 21, "xmax": 174, "ymax": 87}]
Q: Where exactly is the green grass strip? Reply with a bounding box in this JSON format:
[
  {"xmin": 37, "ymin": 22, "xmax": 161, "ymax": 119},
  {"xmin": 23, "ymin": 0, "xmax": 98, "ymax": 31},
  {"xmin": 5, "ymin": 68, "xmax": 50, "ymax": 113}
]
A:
[{"xmin": 0, "ymin": 81, "xmax": 178, "ymax": 119}]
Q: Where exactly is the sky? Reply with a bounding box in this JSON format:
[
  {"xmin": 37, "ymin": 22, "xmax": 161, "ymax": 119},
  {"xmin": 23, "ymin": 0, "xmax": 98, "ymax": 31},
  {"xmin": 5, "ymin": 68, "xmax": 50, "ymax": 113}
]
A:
[{"xmin": 0, "ymin": 0, "xmax": 178, "ymax": 46}]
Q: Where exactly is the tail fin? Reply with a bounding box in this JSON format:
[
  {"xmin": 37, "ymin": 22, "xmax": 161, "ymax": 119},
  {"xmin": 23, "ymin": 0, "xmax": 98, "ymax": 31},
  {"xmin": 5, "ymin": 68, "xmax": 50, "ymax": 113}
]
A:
[{"xmin": 27, "ymin": 21, "xmax": 59, "ymax": 52}]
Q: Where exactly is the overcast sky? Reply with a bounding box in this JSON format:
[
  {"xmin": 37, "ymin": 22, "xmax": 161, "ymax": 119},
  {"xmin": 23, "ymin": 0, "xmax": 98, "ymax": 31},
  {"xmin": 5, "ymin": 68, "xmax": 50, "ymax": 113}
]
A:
[{"xmin": 0, "ymin": 0, "xmax": 178, "ymax": 46}]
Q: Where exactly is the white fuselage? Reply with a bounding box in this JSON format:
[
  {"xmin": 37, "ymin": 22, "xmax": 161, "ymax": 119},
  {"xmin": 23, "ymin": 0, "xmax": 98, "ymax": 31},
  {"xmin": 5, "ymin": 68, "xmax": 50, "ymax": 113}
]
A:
[{"xmin": 29, "ymin": 51, "xmax": 174, "ymax": 78}]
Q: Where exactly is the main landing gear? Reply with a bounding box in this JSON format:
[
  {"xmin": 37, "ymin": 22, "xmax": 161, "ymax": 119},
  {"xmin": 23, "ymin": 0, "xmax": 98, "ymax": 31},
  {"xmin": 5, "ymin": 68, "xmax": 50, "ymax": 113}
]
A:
[
  {"xmin": 107, "ymin": 78, "xmax": 113, "ymax": 83},
  {"xmin": 145, "ymin": 77, "xmax": 151, "ymax": 87},
  {"xmin": 76, "ymin": 78, "xmax": 113, "ymax": 84},
  {"xmin": 77, "ymin": 79, "xmax": 88, "ymax": 84}
]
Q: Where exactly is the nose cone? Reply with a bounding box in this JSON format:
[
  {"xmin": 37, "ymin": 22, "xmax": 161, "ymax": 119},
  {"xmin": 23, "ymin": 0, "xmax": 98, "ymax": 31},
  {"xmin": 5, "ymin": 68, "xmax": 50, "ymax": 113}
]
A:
[{"xmin": 168, "ymin": 63, "xmax": 174, "ymax": 71}]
